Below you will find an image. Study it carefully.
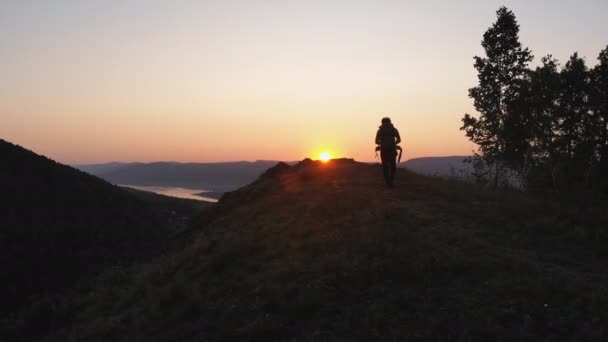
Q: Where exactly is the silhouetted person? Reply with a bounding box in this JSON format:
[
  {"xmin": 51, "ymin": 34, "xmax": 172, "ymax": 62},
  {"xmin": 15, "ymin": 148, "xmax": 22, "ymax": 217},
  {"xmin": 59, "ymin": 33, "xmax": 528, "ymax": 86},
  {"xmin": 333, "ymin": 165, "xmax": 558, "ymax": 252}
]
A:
[{"xmin": 375, "ymin": 117, "xmax": 401, "ymax": 188}]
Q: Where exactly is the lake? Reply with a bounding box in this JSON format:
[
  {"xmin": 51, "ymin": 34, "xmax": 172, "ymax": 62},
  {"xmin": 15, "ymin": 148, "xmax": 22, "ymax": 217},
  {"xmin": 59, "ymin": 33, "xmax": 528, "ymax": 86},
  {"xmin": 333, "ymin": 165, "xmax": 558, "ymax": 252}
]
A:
[{"xmin": 121, "ymin": 185, "xmax": 219, "ymax": 203}]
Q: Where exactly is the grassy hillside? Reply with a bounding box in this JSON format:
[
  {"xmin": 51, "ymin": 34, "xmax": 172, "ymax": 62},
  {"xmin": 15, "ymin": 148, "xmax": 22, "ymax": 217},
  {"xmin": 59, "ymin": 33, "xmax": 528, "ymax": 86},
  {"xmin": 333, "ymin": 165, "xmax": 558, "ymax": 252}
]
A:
[
  {"xmin": 0, "ymin": 139, "xmax": 208, "ymax": 319},
  {"xmin": 8, "ymin": 158, "xmax": 608, "ymax": 341}
]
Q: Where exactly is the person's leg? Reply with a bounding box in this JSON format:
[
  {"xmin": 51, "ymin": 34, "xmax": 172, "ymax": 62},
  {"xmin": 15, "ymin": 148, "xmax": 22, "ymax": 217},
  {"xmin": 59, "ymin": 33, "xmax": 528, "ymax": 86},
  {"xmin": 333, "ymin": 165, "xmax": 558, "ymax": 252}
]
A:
[
  {"xmin": 380, "ymin": 151, "xmax": 390, "ymax": 186},
  {"xmin": 389, "ymin": 151, "xmax": 397, "ymax": 186},
  {"xmin": 381, "ymin": 149, "xmax": 396, "ymax": 188}
]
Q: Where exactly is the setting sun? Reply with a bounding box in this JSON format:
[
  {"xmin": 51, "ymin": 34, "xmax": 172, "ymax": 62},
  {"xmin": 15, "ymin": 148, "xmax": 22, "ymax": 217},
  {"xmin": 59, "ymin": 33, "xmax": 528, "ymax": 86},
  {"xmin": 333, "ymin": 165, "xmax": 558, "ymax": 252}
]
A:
[{"xmin": 319, "ymin": 152, "xmax": 332, "ymax": 162}]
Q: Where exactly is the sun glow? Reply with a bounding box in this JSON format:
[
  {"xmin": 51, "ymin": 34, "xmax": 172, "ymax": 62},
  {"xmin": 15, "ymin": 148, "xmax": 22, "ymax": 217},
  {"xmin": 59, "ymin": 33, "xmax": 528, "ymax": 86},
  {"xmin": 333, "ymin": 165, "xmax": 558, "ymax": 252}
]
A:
[{"xmin": 319, "ymin": 152, "xmax": 332, "ymax": 162}]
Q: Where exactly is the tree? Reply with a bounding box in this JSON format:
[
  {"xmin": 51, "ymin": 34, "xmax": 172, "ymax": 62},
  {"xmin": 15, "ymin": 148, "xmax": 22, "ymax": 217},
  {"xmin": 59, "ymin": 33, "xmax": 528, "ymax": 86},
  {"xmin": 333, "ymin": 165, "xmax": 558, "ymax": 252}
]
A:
[
  {"xmin": 590, "ymin": 46, "xmax": 608, "ymax": 188},
  {"xmin": 461, "ymin": 7, "xmax": 534, "ymax": 187},
  {"xmin": 555, "ymin": 53, "xmax": 594, "ymax": 185},
  {"xmin": 523, "ymin": 55, "xmax": 561, "ymax": 187},
  {"xmin": 529, "ymin": 56, "xmax": 561, "ymax": 159}
]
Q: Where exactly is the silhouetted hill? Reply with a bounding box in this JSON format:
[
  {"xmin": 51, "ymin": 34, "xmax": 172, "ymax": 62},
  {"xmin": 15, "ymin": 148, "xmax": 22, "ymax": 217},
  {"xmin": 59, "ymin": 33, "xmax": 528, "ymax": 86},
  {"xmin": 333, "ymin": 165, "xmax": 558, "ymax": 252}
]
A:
[
  {"xmin": 0, "ymin": 139, "xmax": 207, "ymax": 318},
  {"xmin": 76, "ymin": 161, "xmax": 288, "ymax": 191},
  {"xmin": 14, "ymin": 158, "xmax": 608, "ymax": 341},
  {"xmin": 401, "ymin": 156, "xmax": 472, "ymax": 178}
]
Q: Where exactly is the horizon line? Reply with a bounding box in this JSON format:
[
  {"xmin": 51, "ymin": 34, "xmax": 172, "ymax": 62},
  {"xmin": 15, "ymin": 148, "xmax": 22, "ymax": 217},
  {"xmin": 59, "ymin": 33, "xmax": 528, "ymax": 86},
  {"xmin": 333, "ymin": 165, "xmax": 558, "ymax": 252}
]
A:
[{"xmin": 70, "ymin": 155, "xmax": 472, "ymax": 166}]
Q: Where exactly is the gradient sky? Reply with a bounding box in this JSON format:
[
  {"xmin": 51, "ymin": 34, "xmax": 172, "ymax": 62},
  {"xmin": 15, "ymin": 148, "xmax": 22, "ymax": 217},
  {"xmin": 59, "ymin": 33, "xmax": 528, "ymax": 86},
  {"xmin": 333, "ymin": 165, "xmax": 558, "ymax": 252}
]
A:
[{"xmin": 1, "ymin": 0, "xmax": 607, "ymax": 164}]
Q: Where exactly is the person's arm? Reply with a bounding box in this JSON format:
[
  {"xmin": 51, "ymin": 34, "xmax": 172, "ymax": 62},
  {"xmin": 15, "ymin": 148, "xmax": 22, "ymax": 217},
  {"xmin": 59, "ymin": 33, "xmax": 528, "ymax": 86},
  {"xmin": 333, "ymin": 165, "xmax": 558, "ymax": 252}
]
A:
[
  {"xmin": 395, "ymin": 128, "xmax": 402, "ymax": 144},
  {"xmin": 375, "ymin": 129, "xmax": 381, "ymax": 145}
]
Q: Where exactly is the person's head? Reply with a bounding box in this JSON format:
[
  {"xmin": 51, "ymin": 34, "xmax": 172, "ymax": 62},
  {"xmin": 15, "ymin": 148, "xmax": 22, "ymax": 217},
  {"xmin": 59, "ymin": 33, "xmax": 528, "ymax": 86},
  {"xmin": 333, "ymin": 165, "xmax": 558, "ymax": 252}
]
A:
[{"xmin": 381, "ymin": 117, "xmax": 391, "ymax": 125}]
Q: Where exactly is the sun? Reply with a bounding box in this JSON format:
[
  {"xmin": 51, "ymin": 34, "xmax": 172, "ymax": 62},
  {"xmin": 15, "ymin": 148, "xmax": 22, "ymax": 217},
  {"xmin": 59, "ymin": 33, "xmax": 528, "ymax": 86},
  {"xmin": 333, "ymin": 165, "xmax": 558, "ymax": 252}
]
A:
[{"xmin": 319, "ymin": 152, "xmax": 332, "ymax": 162}]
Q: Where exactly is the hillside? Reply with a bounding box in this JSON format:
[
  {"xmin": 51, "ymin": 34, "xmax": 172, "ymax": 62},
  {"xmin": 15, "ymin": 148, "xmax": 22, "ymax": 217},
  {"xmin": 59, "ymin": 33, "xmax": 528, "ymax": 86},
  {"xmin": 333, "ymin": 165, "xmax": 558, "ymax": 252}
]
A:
[
  {"xmin": 0, "ymin": 139, "xmax": 208, "ymax": 318},
  {"xmin": 7, "ymin": 159, "xmax": 608, "ymax": 341},
  {"xmin": 76, "ymin": 161, "xmax": 285, "ymax": 192}
]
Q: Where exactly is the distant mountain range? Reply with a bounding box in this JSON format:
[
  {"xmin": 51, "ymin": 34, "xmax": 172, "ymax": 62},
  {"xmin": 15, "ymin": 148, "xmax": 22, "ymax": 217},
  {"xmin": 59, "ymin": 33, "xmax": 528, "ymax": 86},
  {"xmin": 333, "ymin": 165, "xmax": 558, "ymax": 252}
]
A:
[
  {"xmin": 401, "ymin": 156, "xmax": 472, "ymax": 179},
  {"xmin": 76, "ymin": 157, "xmax": 473, "ymax": 192},
  {"xmin": 75, "ymin": 161, "xmax": 131, "ymax": 175},
  {"xmin": 75, "ymin": 161, "xmax": 292, "ymax": 192}
]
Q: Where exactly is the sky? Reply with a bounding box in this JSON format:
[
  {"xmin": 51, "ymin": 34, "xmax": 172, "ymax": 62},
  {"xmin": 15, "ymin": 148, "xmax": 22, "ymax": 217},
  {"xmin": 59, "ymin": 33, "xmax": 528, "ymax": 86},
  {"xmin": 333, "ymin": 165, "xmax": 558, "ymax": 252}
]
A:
[{"xmin": 1, "ymin": 0, "xmax": 607, "ymax": 164}]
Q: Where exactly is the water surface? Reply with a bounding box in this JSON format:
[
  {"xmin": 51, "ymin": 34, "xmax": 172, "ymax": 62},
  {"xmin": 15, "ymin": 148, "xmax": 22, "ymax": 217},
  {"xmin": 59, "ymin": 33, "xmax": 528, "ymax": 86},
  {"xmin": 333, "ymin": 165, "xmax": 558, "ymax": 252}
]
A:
[{"xmin": 121, "ymin": 185, "xmax": 218, "ymax": 203}]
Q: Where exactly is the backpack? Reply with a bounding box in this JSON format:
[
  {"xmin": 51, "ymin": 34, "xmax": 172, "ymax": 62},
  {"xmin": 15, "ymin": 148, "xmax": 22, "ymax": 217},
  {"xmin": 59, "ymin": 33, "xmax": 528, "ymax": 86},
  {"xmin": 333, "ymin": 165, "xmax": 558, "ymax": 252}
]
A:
[{"xmin": 378, "ymin": 124, "xmax": 397, "ymax": 149}]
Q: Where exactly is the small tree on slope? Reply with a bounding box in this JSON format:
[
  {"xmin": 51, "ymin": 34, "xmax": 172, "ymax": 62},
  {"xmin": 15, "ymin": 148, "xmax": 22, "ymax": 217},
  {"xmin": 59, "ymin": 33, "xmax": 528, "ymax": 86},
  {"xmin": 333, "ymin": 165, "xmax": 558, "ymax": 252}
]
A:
[{"xmin": 461, "ymin": 7, "xmax": 533, "ymax": 187}]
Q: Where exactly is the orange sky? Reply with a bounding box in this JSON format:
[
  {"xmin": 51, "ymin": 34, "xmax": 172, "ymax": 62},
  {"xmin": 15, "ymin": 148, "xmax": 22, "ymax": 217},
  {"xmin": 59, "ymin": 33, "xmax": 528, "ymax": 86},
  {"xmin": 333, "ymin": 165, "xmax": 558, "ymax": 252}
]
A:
[{"xmin": 1, "ymin": 1, "xmax": 606, "ymax": 164}]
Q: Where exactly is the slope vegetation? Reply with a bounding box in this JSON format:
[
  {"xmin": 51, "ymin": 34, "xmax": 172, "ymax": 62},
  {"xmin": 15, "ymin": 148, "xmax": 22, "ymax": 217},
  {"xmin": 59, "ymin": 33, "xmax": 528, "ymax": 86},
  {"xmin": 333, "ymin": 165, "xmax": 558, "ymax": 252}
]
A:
[{"xmin": 13, "ymin": 158, "xmax": 608, "ymax": 341}]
